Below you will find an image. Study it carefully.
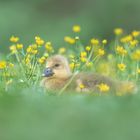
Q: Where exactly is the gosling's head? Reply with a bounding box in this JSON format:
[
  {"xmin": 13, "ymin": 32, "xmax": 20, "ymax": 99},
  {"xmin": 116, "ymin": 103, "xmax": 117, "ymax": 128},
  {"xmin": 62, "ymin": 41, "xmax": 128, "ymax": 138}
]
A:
[{"xmin": 43, "ymin": 55, "xmax": 72, "ymax": 79}]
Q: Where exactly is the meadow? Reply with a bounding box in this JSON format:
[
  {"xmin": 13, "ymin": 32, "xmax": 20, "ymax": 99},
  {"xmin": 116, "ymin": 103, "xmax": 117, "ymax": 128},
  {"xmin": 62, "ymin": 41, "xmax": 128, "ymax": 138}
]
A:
[
  {"xmin": 0, "ymin": 26, "xmax": 140, "ymax": 140},
  {"xmin": 0, "ymin": 26, "xmax": 140, "ymax": 94}
]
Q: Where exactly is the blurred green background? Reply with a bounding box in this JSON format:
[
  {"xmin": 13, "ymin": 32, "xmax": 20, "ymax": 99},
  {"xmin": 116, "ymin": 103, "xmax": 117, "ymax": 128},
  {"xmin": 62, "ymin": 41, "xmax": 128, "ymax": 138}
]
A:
[
  {"xmin": 0, "ymin": 0, "xmax": 140, "ymax": 52},
  {"xmin": 0, "ymin": 93, "xmax": 140, "ymax": 140}
]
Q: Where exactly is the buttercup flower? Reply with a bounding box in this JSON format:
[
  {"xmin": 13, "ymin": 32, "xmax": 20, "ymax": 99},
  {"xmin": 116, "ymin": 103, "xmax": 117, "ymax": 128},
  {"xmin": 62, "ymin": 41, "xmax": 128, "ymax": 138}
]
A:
[
  {"xmin": 102, "ymin": 39, "xmax": 107, "ymax": 45},
  {"xmin": 26, "ymin": 46, "xmax": 32, "ymax": 53},
  {"xmin": 131, "ymin": 50, "xmax": 140, "ymax": 61},
  {"xmin": 35, "ymin": 36, "xmax": 44, "ymax": 46},
  {"xmin": 80, "ymin": 57, "xmax": 87, "ymax": 63},
  {"xmin": 80, "ymin": 51, "xmax": 87, "ymax": 57},
  {"xmin": 25, "ymin": 55, "xmax": 31, "ymax": 64},
  {"xmin": 16, "ymin": 44, "xmax": 23, "ymax": 49},
  {"xmin": 72, "ymin": 25, "xmax": 81, "ymax": 33},
  {"xmin": 45, "ymin": 42, "xmax": 54, "ymax": 53},
  {"xmin": 117, "ymin": 63, "xmax": 126, "ymax": 71},
  {"xmin": 85, "ymin": 46, "xmax": 91, "ymax": 51},
  {"xmin": 116, "ymin": 46, "xmax": 127, "ymax": 56},
  {"xmin": 132, "ymin": 30, "xmax": 140, "ymax": 37},
  {"xmin": 0, "ymin": 61, "xmax": 6, "ymax": 69},
  {"xmin": 130, "ymin": 40, "xmax": 138, "ymax": 47},
  {"xmin": 69, "ymin": 62, "xmax": 75, "ymax": 70},
  {"xmin": 114, "ymin": 28, "xmax": 123, "ymax": 35},
  {"xmin": 120, "ymin": 35, "xmax": 133, "ymax": 43},
  {"xmin": 32, "ymin": 49, "xmax": 38, "ymax": 55},
  {"xmin": 64, "ymin": 36, "xmax": 75, "ymax": 44},
  {"xmin": 91, "ymin": 38, "xmax": 99, "ymax": 46},
  {"xmin": 98, "ymin": 83, "xmax": 110, "ymax": 92},
  {"xmin": 9, "ymin": 45, "xmax": 17, "ymax": 54},
  {"xmin": 79, "ymin": 84, "xmax": 85, "ymax": 89},
  {"xmin": 38, "ymin": 56, "xmax": 46, "ymax": 64},
  {"xmin": 59, "ymin": 47, "xmax": 66, "ymax": 54},
  {"xmin": 98, "ymin": 49, "xmax": 105, "ymax": 56},
  {"xmin": 10, "ymin": 36, "xmax": 19, "ymax": 43}
]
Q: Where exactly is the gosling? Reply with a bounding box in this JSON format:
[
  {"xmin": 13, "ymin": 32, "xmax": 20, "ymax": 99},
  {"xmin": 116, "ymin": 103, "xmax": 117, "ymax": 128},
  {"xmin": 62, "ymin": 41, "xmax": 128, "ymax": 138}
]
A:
[{"xmin": 41, "ymin": 55, "xmax": 136, "ymax": 94}]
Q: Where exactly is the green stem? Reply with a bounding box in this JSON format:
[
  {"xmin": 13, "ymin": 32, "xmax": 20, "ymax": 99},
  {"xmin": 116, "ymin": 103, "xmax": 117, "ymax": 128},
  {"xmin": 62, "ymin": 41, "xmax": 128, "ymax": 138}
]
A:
[
  {"xmin": 121, "ymin": 55, "xmax": 124, "ymax": 63},
  {"xmin": 136, "ymin": 61, "xmax": 139, "ymax": 81},
  {"xmin": 27, "ymin": 56, "xmax": 38, "ymax": 84},
  {"xmin": 15, "ymin": 52, "xmax": 25, "ymax": 77},
  {"xmin": 58, "ymin": 71, "xmax": 79, "ymax": 95},
  {"xmin": 88, "ymin": 45, "xmax": 94, "ymax": 61}
]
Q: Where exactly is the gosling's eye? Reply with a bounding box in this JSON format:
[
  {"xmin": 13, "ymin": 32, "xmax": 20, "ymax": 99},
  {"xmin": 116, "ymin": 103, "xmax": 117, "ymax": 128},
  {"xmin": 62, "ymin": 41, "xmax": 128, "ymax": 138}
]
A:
[{"xmin": 54, "ymin": 64, "xmax": 60, "ymax": 67}]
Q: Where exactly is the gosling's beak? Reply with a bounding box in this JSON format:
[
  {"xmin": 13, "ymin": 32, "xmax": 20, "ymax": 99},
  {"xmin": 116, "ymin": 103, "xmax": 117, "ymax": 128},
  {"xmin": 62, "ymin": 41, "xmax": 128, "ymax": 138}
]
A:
[{"xmin": 42, "ymin": 67, "xmax": 54, "ymax": 77}]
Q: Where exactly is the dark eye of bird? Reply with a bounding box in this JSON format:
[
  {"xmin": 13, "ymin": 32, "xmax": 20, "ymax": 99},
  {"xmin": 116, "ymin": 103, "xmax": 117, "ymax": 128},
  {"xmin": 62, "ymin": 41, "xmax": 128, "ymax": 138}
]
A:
[{"xmin": 54, "ymin": 64, "xmax": 60, "ymax": 67}]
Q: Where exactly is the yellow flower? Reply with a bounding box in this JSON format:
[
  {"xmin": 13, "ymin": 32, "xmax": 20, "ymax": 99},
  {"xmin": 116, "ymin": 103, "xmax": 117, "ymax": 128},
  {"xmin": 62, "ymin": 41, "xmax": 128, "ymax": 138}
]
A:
[
  {"xmin": 98, "ymin": 49, "xmax": 105, "ymax": 56},
  {"xmin": 85, "ymin": 46, "xmax": 91, "ymax": 51},
  {"xmin": 80, "ymin": 51, "xmax": 87, "ymax": 57},
  {"xmin": 9, "ymin": 45, "xmax": 17, "ymax": 53},
  {"xmin": 131, "ymin": 50, "xmax": 140, "ymax": 61},
  {"xmin": 38, "ymin": 56, "xmax": 46, "ymax": 64},
  {"xmin": 72, "ymin": 25, "xmax": 81, "ymax": 33},
  {"xmin": 91, "ymin": 38, "xmax": 99, "ymax": 46},
  {"xmin": 69, "ymin": 63, "xmax": 75, "ymax": 70},
  {"xmin": 130, "ymin": 40, "xmax": 138, "ymax": 47},
  {"xmin": 31, "ymin": 44, "xmax": 38, "ymax": 49},
  {"xmin": 25, "ymin": 58, "xmax": 30, "ymax": 64},
  {"xmin": 25, "ymin": 55, "xmax": 31, "ymax": 64},
  {"xmin": 31, "ymin": 49, "xmax": 38, "ymax": 55},
  {"xmin": 16, "ymin": 44, "xmax": 23, "ymax": 49},
  {"xmin": 45, "ymin": 42, "xmax": 54, "ymax": 53},
  {"xmin": 80, "ymin": 57, "xmax": 87, "ymax": 63},
  {"xmin": 64, "ymin": 36, "xmax": 75, "ymax": 44},
  {"xmin": 120, "ymin": 35, "xmax": 133, "ymax": 43},
  {"xmin": 26, "ymin": 45, "xmax": 38, "ymax": 54},
  {"xmin": 98, "ymin": 83, "xmax": 110, "ymax": 92},
  {"xmin": 132, "ymin": 30, "xmax": 140, "ymax": 37},
  {"xmin": 10, "ymin": 36, "xmax": 19, "ymax": 43},
  {"xmin": 59, "ymin": 47, "xmax": 66, "ymax": 54},
  {"xmin": 117, "ymin": 63, "xmax": 126, "ymax": 71},
  {"xmin": 26, "ymin": 46, "xmax": 32, "ymax": 53},
  {"xmin": 0, "ymin": 61, "xmax": 6, "ymax": 69},
  {"xmin": 102, "ymin": 39, "xmax": 107, "ymax": 45},
  {"xmin": 35, "ymin": 36, "xmax": 44, "ymax": 46},
  {"xmin": 114, "ymin": 28, "xmax": 123, "ymax": 35},
  {"xmin": 79, "ymin": 84, "xmax": 85, "ymax": 89},
  {"xmin": 116, "ymin": 46, "xmax": 127, "ymax": 56}
]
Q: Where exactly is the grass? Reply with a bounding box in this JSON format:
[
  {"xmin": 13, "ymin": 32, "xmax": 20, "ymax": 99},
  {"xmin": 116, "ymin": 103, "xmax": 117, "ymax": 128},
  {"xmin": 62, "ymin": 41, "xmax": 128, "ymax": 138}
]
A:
[
  {"xmin": 0, "ymin": 26, "xmax": 140, "ymax": 140},
  {"xmin": 0, "ymin": 91, "xmax": 140, "ymax": 140}
]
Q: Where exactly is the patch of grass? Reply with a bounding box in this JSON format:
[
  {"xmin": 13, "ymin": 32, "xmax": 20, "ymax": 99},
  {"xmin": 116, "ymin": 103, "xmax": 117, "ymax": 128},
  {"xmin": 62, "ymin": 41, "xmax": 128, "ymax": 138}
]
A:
[
  {"xmin": 0, "ymin": 92, "xmax": 140, "ymax": 140},
  {"xmin": 0, "ymin": 27, "xmax": 140, "ymax": 95}
]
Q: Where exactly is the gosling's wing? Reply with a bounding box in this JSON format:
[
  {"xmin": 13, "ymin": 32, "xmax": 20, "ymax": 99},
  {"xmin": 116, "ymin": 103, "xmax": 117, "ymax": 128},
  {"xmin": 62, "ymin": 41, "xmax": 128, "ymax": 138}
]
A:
[{"xmin": 76, "ymin": 73, "xmax": 116, "ymax": 92}]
